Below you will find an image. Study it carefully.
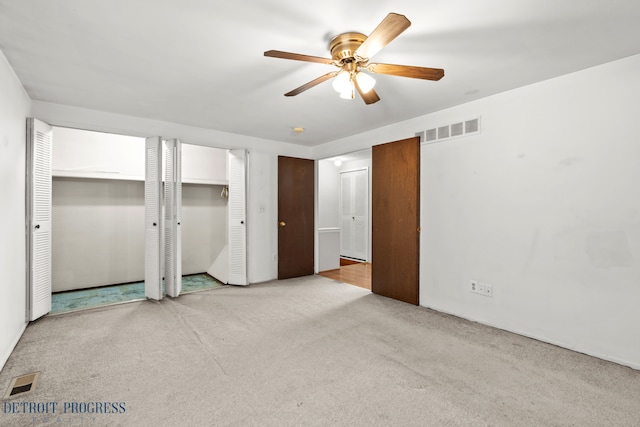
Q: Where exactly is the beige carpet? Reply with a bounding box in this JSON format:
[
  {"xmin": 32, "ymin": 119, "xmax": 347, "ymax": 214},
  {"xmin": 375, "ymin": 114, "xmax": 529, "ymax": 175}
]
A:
[{"xmin": 1, "ymin": 275, "xmax": 639, "ymax": 426}]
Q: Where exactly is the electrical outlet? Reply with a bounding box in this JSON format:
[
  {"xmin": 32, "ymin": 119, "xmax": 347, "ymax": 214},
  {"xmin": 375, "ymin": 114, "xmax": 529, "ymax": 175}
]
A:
[
  {"xmin": 470, "ymin": 280, "xmax": 479, "ymax": 293},
  {"xmin": 483, "ymin": 283, "xmax": 493, "ymax": 297},
  {"xmin": 471, "ymin": 279, "xmax": 494, "ymax": 297},
  {"xmin": 477, "ymin": 283, "xmax": 486, "ymax": 294}
]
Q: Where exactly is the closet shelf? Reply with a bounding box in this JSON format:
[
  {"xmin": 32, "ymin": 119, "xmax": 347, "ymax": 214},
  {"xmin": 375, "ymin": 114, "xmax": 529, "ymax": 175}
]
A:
[
  {"xmin": 53, "ymin": 170, "xmax": 228, "ymax": 186},
  {"xmin": 53, "ymin": 170, "xmax": 144, "ymax": 181}
]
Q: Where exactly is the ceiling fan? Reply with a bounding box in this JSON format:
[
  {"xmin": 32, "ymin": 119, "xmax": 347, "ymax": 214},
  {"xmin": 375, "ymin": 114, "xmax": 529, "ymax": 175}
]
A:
[{"xmin": 264, "ymin": 12, "xmax": 444, "ymax": 105}]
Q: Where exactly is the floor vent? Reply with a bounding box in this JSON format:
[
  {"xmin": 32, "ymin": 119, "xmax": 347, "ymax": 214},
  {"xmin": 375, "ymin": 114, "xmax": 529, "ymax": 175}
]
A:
[
  {"xmin": 417, "ymin": 117, "xmax": 481, "ymax": 144},
  {"xmin": 4, "ymin": 372, "xmax": 40, "ymax": 399}
]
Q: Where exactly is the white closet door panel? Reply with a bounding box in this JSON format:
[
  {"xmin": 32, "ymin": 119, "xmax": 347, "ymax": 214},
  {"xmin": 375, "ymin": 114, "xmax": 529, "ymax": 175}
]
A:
[
  {"xmin": 354, "ymin": 219, "xmax": 367, "ymax": 254},
  {"xmin": 27, "ymin": 118, "xmax": 53, "ymax": 321},
  {"xmin": 341, "ymin": 174, "xmax": 351, "ymax": 215},
  {"xmin": 228, "ymin": 149, "xmax": 247, "ymax": 285},
  {"xmin": 341, "ymin": 217, "xmax": 352, "ymax": 252},
  {"xmin": 340, "ymin": 168, "xmax": 368, "ymax": 261},
  {"xmin": 340, "ymin": 173, "xmax": 353, "ymax": 257},
  {"xmin": 175, "ymin": 141, "xmax": 182, "ymax": 293},
  {"xmin": 165, "ymin": 139, "xmax": 182, "ymax": 297},
  {"xmin": 144, "ymin": 137, "xmax": 163, "ymax": 300},
  {"xmin": 354, "ymin": 171, "xmax": 367, "ymax": 216},
  {"xmin": 164, "ymin": 140, "xmax": 175, "ymax": 296}
]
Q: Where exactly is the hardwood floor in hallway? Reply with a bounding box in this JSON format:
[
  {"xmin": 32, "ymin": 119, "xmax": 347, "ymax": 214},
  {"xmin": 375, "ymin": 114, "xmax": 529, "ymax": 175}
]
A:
[{"xmin": 319, "ymin": 262, "xmax": 371, "ymax": 290}]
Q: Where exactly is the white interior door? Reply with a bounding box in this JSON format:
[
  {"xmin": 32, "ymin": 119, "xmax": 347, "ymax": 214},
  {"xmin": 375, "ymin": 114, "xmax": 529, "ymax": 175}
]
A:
[
  {"xmin": 165, "ymin": 138, "xmax": 182, "ymax": 297},
  {"xmin": 144, "ymin": 136, "xmax": 163, "ymax": 300},
  {"xmin": 340, "ymin": 168, "xmax": 368, "ymax": 261},
  {"xmin": 228, "ymin": 149, "xmax": 247, "ymax": 285},
  {"xmin": 26, "ymin": 118, "xmax": 53, "ymax": 321}
]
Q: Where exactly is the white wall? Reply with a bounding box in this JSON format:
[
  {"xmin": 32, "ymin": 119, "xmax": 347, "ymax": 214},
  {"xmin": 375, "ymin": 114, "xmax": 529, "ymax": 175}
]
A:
[
  {"xmin": 317, "ymin": 159, "xmax": 341, "ymax": 272},
  {"xmin": 0, "ymin": 49, "xmax": 31, "ymax": 370},
  {"xmin": 420, "ymin": 55, "xmax": 640, "ymax": 369},
  {"xmin": 51, "ymin": 179, "xmax": 226, "ymax": 291},
  {"xmin": 181, "ymin": 184, "xmax": 228, "ymax": 276},
  {"xmin": 182, "ymin": 145, "xmax": 227, "ymax": 184},
  {"xmin": 53, "ymin": 127, "xmax": 146, "ymax": 180},
  {"xmin": 312, "ymin": 54, "xmax": 640, "ymax": 369},
  {"xmin": 52, "ymin": 178, "xmax": 145, "ymax": 291}
]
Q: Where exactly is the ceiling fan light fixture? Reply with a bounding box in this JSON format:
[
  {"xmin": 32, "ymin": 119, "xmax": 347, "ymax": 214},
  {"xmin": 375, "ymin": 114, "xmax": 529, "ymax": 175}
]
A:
[
  {"xmin": 355, "ymin": 71, "xmax": 376, "ymax": 93},
  {"xmin": 332, "ymin": 70, "xmax": 352, "ymax": 94},
  {"xmin": 339, "ymin": 84, "xmax": 355, "ymax": 99},
  {"xmin": 265, "ymin": 13, "xmax": 444, "ymax": 105},
  {"xmin": 339, "ymin": 90, "xmax": 355, "ymax": 100}
]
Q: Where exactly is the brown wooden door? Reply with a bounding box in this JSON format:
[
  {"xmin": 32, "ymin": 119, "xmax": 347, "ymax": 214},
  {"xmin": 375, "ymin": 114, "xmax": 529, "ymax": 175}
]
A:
[
  {"xmin": 278, "ymin": 156, "xmax": 315, "ymax": 279},
  {"xmin": 371, "ymin": 137, "xmax": 420, "ymax": 305}
]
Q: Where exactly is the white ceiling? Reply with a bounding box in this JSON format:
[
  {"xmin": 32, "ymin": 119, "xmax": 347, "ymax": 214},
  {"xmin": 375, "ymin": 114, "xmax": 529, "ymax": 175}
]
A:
[{"xmin": 1, "ymin": 1, "xmax": 640, "ymax": 147}]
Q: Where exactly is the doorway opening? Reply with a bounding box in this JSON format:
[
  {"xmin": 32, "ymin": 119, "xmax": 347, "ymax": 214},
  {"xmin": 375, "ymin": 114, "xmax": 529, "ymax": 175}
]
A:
[{"xmin": 317, "ymin": 149, "xmax": 372, "ymax": 290}]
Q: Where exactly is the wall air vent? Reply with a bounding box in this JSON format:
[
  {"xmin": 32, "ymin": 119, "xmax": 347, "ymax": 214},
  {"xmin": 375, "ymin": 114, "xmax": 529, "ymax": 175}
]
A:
[
  {"xmin": 437, "ymin": 126, "xmax": 450, "ymax": 139},
  {"xmin": 425, "ymin": 128, "xmax": 437, "ymax": 142},
  {"xmin": 451, "ymin": 122, "xmax": 464, "ymax": 137},
  {"xmin": 419, "ymin": 117, "xmax": 481, "ymax": 144},
  {"xmin": 465, "ymin": 118, "xmax": 479, "ymax": 133}
]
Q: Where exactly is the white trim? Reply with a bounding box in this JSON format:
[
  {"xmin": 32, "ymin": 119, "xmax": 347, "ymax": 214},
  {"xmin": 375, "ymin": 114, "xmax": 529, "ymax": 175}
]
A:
[
  {"xmin": 339, "ymin": 166, "xmax": 368, "ymax": 174},
  {"xmin": 318, "ymin": 227, "xmax": 341, "ymax": 233},
  {"xmin": 0, "ymin": 323, "xmax": 27, "ymax": 372}
]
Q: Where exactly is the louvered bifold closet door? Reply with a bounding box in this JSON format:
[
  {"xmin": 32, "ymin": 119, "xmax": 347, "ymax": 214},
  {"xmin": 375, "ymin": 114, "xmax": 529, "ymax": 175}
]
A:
[
  {"xmin": 228, "ymin": 149, "xmax": 247, "ymax": 285},
  {"xmin": 144, "ymin": 137, "xmax": 163, "ymax": 300},
  {"xmin": 164, "ymin": 138, "xmax": 182, "ymax": 297},
  {"xmin": 27, "ymin": 118, "xmax": 53, "ymax": 321}
]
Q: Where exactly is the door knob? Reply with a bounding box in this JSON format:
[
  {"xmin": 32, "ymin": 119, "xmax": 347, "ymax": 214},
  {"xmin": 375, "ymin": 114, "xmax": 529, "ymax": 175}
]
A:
[{"xmin": 279, "ymin": 221, "xmax": 286, "ymax": 227}]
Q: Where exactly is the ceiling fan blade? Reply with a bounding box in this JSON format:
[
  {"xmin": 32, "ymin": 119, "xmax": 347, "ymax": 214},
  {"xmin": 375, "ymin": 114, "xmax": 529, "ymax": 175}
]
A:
[
  {"xmin": 285, "ymin": 71, "xmax": 339, "ymax": 97},
  {"xmin": 354, "ymin": 79, "xmax": 380, "ymax": 105},
  {"xmin": 367, "ymin": 63, "xmax": 445, "ymax": 81},
  {"xmin": 264, "ymin": 50, "xmax": 335, "ymax": 65},
  {"xmin": 355, "ymin": 13, "xmax": 411, "ymax": 61}
]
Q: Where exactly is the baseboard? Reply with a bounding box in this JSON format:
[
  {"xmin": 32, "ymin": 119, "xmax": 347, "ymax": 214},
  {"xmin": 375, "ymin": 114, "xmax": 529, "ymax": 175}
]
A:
[
  {"xmin": 0, "ymin": 322, "xmax": 27, "ymax": 373},
  {"xmin": 340, "ymin": 257, "xmax": 365, "ymax": 266}
]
